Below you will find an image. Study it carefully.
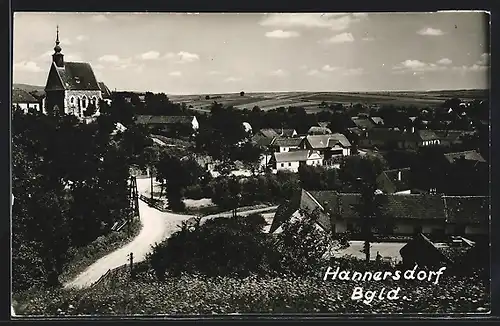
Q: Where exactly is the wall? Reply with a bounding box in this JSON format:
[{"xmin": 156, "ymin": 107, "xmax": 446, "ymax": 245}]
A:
[
  {"xmin": 192, "ymin": 117, "xmax": 200, "ymax": 130},
  {"xmin": 276, "ymin": 160, "xmax": 300, "ymax": 173},
  {"xmin": 65, "ymin": 90, "xmax": 102, "ymax": 117}
]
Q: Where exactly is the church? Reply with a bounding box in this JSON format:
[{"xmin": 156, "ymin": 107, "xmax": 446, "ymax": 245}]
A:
[{"xmin": 44, "ymin": 27, "xmax": 111, "ymax": 121}]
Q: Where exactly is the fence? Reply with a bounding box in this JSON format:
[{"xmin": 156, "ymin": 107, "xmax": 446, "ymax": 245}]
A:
[{"xmin": 139, "ymin": 194, "xmax": 169, "ymax": 212}]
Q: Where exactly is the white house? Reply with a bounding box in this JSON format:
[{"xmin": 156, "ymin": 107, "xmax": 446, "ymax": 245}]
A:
[
  {"xmin": 270, "ymin": 150, "xmax": 323, "ymax": 173},
  {"xmin": 270, "ymin": 137, "xmax": 303, "ymax": 153},
  {"xmin": 300, "ymin": 134, "xmax": 352, "ymax": 165},
  {"xmin": 12, "ymin": 89, "xmax": 41, "ymax": 113}
]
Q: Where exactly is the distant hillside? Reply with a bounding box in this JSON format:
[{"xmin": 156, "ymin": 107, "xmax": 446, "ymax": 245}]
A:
[{"xmin": 13, "ymin": 83, "xmax": 45, "ymax": 93}]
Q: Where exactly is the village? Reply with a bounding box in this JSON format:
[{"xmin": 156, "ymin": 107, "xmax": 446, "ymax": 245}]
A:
[{"xmin": 11, "ymin": 12, "xmax": 490, "ymax": 316}]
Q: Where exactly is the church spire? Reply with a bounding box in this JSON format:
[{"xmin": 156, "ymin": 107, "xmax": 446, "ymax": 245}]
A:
[{"xmin": 52, "ymin": 25, "xmax": 64, "ymax": 67}]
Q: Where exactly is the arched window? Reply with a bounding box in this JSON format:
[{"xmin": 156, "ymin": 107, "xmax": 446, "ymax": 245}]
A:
[
  {"xmin": 92, "ymin": 96, "xmax": 98, "ymax": 105},
  {"xmin": 81, "ymin": 95, "xmax": 88, "ymax": 110},
  {"xmin": 69, "ymin": 96, "xmax": 76, "ymax": 107}
]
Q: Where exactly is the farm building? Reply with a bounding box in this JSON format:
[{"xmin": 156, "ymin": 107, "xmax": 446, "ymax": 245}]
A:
[
  {"xmin": 12, "ymin": 88, "xmax": 41, "ymax": 113},
  {"xmin": 269, "ymin": 189, "xmax": 489, "ymax": 240},
  {"xmin": 135, "ymin": 115, "xmax": 199, "ymax": 136},
  {"xmin": 269, "ymin": 150, "xmax": 323, "ymax": 173},
  {"xmin": 376, "ymin": 167, "xmax": 412, "ymax": 194}
]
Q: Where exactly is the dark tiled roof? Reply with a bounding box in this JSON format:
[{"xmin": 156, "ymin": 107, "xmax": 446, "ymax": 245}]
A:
[
  {"xmin": 443, "ymin": 196, "xmax": 490, "ymax": 224},
  {"xmin": 352, "ymin": 117, "xmax": 375, "ymax": 130},
  {"xmin": 417, "ymin": 130, "xmax": 439, "ymax": 141},
  {"xmin": 271, "ymin": 137, "xmax": 303, "ymax": 147},
  {"xmin": 56, "ymin": 62, "xmax": 100, "ymax": 91},
  {"xmin": 377, "ymin": 168, "xmax": 411, "ymax": 193},
  {"xmin": 12, "ymin": 89, "xmax": 38, "ymax": 103},
  {"xmin": 259, "ymin": 128, "xmax": 280, "ymax": 138},
  {"xmin": 308, "ymin": 126, "xmax": 332, "ymax": 135},
  {"xmin": 274, "ymin": 150, "xmax": 311, "ymax": 163},
  {"xmin": 444, "ymin": 150, "xmax": 486, "ymax": 164},
  {"xmin": 304, "ymin": 134, "xmax": 351, "ymax": 149},
  {"xmin": 367, "ymin": 128, "xmax": 403, "ymax": 142},
  {"xmin": 277, "ymin": 129, "xmax": 297, "ymax": 137},
  {"xmin": 269, "ymin": 191, "xmax": 302, "ymax": 233},
  {"xmin": 252, "ymin": 134, "xmax": 275, "ymax": 147},
  {"xmin": 98, "ymin": 82, "xmax": 112, "ymax": 99},
  {"xmin": 135, "ymin": 115, "xmax": 195, "ymax": 125}
]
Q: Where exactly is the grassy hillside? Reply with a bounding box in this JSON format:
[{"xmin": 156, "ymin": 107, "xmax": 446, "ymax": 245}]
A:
[
  {"xmin": 13, "ymin": 83, "xmax": 45, "ymax": 93},
  {"xmin": 169, "ymin": 89, "xmax": 489, "ymax": 113}
]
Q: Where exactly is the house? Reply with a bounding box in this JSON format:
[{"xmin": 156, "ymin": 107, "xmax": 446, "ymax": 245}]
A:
[
  {"xmin": 351, "ymin": 117, "xmax": 375, "ymax": 131},
  {"xmin": 376, "ymin": 168, "xmax": 412, "ymax": 194},
  {"xmin": 434, "ymin": 130, "xmax": 476, "ymax": 147},
  {"xmin": 269, "ymin": 189, "xmax": 489, "ymax": 238},
  {"xmin": 255, "ymin": 128, "xmax": 298, "ymax": 138},
  {"xmin": 397, "ymin": 129, "xmax": 441, "ymax": 149},
  {"xmin": 12, "ymin": 88, "xmax": 41, "ymax": 113},
  {"xmin": 359, "ymin": 128, "xmax": 403, "ymax": 149},
  {"xmin": 370, "ymin": 116, "xmax": 385, "ymax": 126},
  {"xmin": 443, "ymin": 150, "xmax": 486, "ymax": 165},
  {"xmin": 308, "ymin": 126, "xmax": 332, "ymax": 135},
  {"xmin": 44, "ymin": 27, "xmax": 106, "ymax": 121},
  {"xmin": 269, "ymin": 150, "xmax": 323, "ymax": 173},
  {"xmin": 135, "ymin": 115, "xmax": 199, "ymax": 133},
  {"xmin": 242, "ymin": 122, "xmax": 253, "ymax": 134},
  {"xmin": 270, "ymin": 137, "xmax": 303, "ymax": 153},
  {"xmin": 300, "ymin": 134, "xmax": 352, "ymax": 162}
]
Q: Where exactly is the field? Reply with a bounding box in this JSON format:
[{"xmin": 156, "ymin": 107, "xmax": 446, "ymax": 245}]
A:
[{"xmin": 168, "ymin": 89, "xmax": 488, "ymax": 113}]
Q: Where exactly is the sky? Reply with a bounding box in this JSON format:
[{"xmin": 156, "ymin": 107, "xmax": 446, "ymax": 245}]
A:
[{"xmin": 13, "ymin": 12, "xmax": 490, "ymax": 94}]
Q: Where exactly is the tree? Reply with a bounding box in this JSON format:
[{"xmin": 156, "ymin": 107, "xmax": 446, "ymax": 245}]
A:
[
  {"xmin": 205, "ymin": 95, "xmax": 210, "ymax": 100},
  {"xmin": 240, "ymin": 91, "xmax": 245, "ymax": 97}
]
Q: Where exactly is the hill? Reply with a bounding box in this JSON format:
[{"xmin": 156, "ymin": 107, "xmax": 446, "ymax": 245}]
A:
[{"xmin": 13, "ymin": 83, "xmax": 45, "ymax": 93}]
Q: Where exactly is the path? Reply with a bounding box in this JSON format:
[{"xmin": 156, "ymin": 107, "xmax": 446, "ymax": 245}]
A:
[{"xmin": 63, "ymin": 178, "xmax": 193, "ymax": 289}]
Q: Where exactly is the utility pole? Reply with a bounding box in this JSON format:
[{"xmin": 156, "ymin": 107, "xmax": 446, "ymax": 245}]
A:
[
  {"xmin": 129, "ymin": 252, "xmax": 134, "ymax": 279},
  {"xmin": 150, "ymin": 167, "xmax": 154, "ymax": 201}
]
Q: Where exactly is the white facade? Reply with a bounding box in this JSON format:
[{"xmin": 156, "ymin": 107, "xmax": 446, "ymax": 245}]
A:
[{"xmin": 13, "ymin": 102, "xmax": 41, "ymax": 114}]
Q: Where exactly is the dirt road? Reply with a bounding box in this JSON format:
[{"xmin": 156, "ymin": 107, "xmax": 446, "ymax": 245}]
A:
[{"xmin": 63, "ymin": 178, "xmax": 193, "ymax": 289}]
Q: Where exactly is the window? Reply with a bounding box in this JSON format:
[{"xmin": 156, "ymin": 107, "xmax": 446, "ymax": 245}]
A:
[
  {"xmin": 288, "ymin": 162, "xmax": 291, "ymax": 167},
  {"xmin": 81, "ymin": 95, "xmax": 88, "ymax": 109},
  {"xmin": 69, "ymin": 96, "xmax": 76, "ymax": 106},
  {"xmin": 280, "ymin": 163, "xmax": 284, "ymax": 167},
  {"xmin": 92, "ymin": 96, "xmax": 98, "ymax": 105}
]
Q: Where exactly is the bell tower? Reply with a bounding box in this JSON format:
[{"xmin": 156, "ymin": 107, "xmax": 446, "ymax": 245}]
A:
[{"xmin": 52, "ymin": 25, "xmax": 64, "ymax": 67}]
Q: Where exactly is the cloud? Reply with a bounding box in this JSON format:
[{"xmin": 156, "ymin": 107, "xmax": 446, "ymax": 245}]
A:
[
  {"xmin": 98, "ymin": 54, "xmax": 135, "ymax": 70},
  {"xmin": 76, "ymin": 35, "xmax": 88, "ymax": 42},
  {"xmin": 306, "ymin": 69, "xmax": 321, "ymax": 76},
  {"xmin": 299, "ymin": 65, "xmax": 308, "ymax": 70},
  {"xmin": 65, "ymin": 53, "xmax": 83, "ymax": 62},
  {"xmin": 259, "ymin": 13, "xmax": 367, "ymax": 31},
  {"xmin": 265, "ymin": 29, "xmax": 300, "ymax": 38},
  {"xmin": 224, "ymin": 76, "xmax": 242, "ymax": 82},
  {"xmin": 362, "ymin": 36, "xmax": 375, "ymax": 41},
  {"xmin": 452, "ymin": 64, "xmax": 488, "ymax": 73},
  {"xmin": 417, "ymin": 27, "xmax": 445, "ymax": 36},
  {"xmin": 437, "ymin": 58, "xmax": 452, "ymax": 65},
  {"xmin": 321, "ymin": 32, "xmax": 355, "ymax": 44},
  {"xmin": 99, "ymin": 54, "xmax": 121, "ymax": 63},
  {"xmin": 93, "ymin": 64, "xmax": 105, "ymax": 70},
  {"xmin": 14, "ymin": 61, "xmax": 42, "ymax": 73},
  {"xmin": 208, "ymin": 70, "xmax": 223, "ymax": 75},
  {"xmin": 269, "ymin": 69, "xmax": 288, "ymax": 77},
  {"xmin": 393, "ymin": 59, "xmax": 448, "ymax": 73},
  {"xmin": 165, "ymin": 51, "xmax": 200, "ymax": 64},
  {"xmin": 169, "ymin": 71, "xmax": 182, "ymax": 77},
  {"xmin": 343, "ymin": 68, "xmax": 364, "ymax": 76},
  {"xmin": 477, "ymin": 52, "xmax": 490, "ymax": 66},
  {"xmin": 139, "ymin": 51, "xmax": 161, "ymax": 60},
  {"xmin": 322, "ymin": 64, "xmax": 339, "ymax": 72},
  {"xmin": 91, "ymin": 14, "xmax": 109, "ymax": 22}
]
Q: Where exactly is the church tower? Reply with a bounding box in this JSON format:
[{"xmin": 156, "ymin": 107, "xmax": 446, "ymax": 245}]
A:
[{"xmin": 52, "ymin": 25, "xmax": 64, "ymax": 67}]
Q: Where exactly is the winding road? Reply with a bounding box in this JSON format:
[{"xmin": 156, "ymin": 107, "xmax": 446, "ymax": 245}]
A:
[{"xmin": 63, "ymin": 178, "xmax": 277, "ymax": 289}]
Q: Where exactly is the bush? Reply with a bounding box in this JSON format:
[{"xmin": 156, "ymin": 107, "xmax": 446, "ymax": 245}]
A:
[
  {"xmin": 184, "ymin": 184, "xmax": 204, "ymax": 200},
  {"xmin": 147, "ymin": 213, "xmax": 274, "ymax": 279}
]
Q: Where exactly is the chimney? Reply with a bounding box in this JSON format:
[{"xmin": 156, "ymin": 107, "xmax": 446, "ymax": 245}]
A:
[{"xmin": 398, "ymin": 170, "xmax": 402, "ymax": 181}]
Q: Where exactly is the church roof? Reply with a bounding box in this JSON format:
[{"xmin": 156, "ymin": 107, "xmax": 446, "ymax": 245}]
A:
[
  {"xmin": 98, "ymin": 82, "xmax": 112, "ymax": 99},
  {"xmin": 54, "ymin": 62, "xmax": 101, "ymax": 91}
]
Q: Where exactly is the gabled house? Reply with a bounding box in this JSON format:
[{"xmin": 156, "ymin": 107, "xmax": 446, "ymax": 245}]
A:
[
  {"xmin": 443, "ymin": 150, "xmax": 486, "ymax": 165},
  {"xmin": 270, "ymin": 137, "xmax": 303, "ymax": 153},
  {"xmin": 397, "ymin": 129, "xmax": 441, "ymax": 149},
  {"xmin": 308, "ymin": 126, "xmax": 332, "ymax": 135},
  {"xmin": 135, "ymin": 115, "xmax": 199, "ymax": 133},
  {"xmin": 370, "ymin": 116, "xmax": 385, "ymax": 126},
  {"xmin": 351, "ymin": 117, "xmax": 375, "ymax": 131},
  {"xmin": 12, "ymin": 88, "xmax": 41, "ymax": 113},
  {"xmin": 269, "ymin": 150, "xmax": 323, "ymax": 173},
  {"xmin": 300, "ymin": 134, "xmax": 352, "ymax": 162},
  {"xmin": 376, "ymin": 167, "xmax": 412, "ymax": 194},
  {"xmin": 269, "ymin": 189, "xmax": 489, "ymax": 238},
  {"xmin": 255, "ymin": 128, "xmax": 298, "ymax": 138}
]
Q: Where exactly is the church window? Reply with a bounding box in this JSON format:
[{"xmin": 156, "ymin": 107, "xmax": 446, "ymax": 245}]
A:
[
  {"xmin": 92, "ymin": 96, "xmax": 98, "ymax": 105},
  {"xmin": 69, "ymin": 96, "xmax": 76, "ymax": 106},
  {"xmin": 81, "ymin": 95, "xmax": 88, "ymax": 109}
]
